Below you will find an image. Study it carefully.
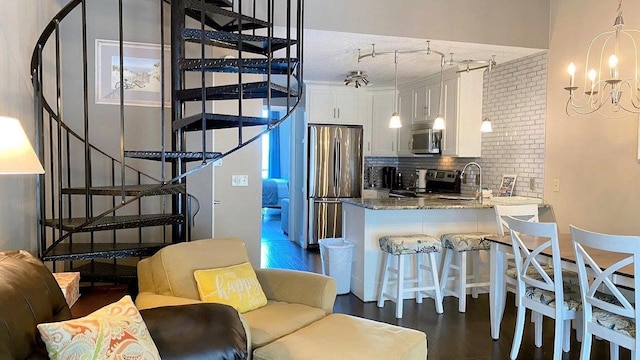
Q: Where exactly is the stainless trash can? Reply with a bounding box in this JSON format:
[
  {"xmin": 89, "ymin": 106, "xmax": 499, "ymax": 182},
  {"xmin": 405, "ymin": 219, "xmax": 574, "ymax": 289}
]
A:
[{"xmin": 318, "ymin": 238, "xmax": 354, "ymax": 295}]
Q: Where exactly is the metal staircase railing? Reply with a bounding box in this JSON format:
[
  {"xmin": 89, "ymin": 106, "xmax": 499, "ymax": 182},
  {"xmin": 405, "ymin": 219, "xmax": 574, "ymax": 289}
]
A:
[{"xmin": 30, "ymin": 0, "xmax": 302, "ymax": 287}]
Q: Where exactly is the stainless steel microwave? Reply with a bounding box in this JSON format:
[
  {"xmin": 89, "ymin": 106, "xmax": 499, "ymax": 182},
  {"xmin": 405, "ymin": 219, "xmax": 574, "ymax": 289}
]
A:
[{"xmin": 410, "ymin": 123, "xmax": 441, "ymax": 154}]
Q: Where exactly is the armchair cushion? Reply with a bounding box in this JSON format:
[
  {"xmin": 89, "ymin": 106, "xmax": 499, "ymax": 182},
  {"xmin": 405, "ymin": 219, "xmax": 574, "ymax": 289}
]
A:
[
  {"xmin": 194, "ymin": 262, "xmax": 268, "ymax": 313},
  {"xmin": 140, "ymin": 303, "xmax": 248, "ymax": 360}
]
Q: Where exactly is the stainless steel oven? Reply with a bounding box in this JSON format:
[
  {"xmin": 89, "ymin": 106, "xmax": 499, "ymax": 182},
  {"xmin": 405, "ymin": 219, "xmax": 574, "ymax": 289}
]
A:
[{"xmin": 410, "ymin": 123, "xmax": 441, "ymax": 155}]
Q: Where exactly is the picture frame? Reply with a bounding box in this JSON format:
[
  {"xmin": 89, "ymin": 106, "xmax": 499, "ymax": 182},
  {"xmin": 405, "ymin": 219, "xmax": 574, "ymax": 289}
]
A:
[
  {"xmin": 498, "ymin": 174, "xmax": 517, "ymax": 197},
  {"xmin": 95, "ymin": 39, "xmax": 170, "ymax": 107}
]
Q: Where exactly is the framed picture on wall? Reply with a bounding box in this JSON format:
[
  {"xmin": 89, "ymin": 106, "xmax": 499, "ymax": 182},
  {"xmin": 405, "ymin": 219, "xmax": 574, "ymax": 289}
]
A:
[
  {"xmin": 95, "ymin": 39, "xmax": 170, "ymax": 107},
  {"xmin": 498, "ymin": 174, "xmax": 517, "ymax": 197}
]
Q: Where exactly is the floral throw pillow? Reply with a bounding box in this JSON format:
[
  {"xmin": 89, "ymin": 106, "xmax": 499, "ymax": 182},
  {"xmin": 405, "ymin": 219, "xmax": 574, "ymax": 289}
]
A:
[{"xmin": 36, "ymin": 295, "xmax": 161, "ymax": 360}]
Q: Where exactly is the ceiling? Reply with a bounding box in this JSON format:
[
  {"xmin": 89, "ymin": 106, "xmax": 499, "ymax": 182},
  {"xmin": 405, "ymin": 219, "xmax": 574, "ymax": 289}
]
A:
[{"xmin": 300, "ymin": 29, "xmax": 545, "ymax": 87}]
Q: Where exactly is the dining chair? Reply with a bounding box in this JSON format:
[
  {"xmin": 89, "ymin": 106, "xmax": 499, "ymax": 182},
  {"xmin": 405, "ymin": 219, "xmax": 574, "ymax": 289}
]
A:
[
  {"xmin": 493, "ymin": 204, "xmax": 540, "ymax": 321},
  {"xmin": 571, "ymin": 225, "xmax": 640, "ymax": 360},
  {"xmin": 505, "ymin": 216, "xmax": 580, "ymax": 360}
]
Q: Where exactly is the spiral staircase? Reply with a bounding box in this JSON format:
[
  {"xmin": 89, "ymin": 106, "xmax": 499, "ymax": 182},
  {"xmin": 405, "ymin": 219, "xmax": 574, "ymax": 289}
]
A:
[{"xmin": 31, "ymin": 0, "xmax": 302, "ymax": 289}]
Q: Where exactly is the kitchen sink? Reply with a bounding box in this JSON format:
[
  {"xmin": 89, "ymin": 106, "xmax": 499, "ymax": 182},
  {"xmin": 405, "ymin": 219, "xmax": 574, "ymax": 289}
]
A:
[{"xmin": 438, "ymin": 195, "xmax": 477, "ymax": 201}]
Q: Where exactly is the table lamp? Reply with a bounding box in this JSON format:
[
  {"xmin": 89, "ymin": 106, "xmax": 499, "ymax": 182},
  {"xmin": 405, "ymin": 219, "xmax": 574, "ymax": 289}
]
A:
[{"xmin": 0, "ymin": 116, "xmax": 44, "ymax": 174}]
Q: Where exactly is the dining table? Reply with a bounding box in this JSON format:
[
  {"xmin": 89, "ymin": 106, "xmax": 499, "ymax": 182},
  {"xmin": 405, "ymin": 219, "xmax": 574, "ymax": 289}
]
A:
[{"xmin": 485, "ymin": 233, "xmax": 634, "ymax": 340}]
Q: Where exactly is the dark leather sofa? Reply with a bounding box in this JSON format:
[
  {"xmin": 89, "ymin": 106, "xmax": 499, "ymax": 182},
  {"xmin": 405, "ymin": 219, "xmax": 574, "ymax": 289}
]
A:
[{"xmin": 0, "ymin": 250, "xmax": 248, "ymax": 360}]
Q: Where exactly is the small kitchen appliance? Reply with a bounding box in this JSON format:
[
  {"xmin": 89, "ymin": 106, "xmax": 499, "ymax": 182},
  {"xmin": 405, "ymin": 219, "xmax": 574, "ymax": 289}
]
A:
[{"xmin": 415, "ymin": 169, "xmax": 428, "ymax": 192}]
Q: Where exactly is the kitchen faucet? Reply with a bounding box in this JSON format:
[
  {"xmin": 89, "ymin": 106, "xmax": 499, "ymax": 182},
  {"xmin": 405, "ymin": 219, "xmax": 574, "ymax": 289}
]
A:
[{"xmin": 461, "ymin": 162, "xmax": 482, "ymax": 203}]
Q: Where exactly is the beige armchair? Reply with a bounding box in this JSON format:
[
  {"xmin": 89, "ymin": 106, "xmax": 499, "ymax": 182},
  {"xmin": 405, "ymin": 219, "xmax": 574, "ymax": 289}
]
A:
[{"xmin": 135, "ymin": 237, "xmax": 337, "ymax": 354}]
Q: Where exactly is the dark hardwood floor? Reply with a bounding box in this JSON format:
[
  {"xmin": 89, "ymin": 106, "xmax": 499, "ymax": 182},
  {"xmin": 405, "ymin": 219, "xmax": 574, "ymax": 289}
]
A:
[{"xmin": 261, "ymin": 212, "xmax": 629, "ymax": 360}]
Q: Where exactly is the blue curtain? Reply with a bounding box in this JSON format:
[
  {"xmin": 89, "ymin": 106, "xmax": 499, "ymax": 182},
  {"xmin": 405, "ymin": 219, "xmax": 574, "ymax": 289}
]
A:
[{"xmin": 268, "ymin": 112, "xmax": 281, "ymax": 178}]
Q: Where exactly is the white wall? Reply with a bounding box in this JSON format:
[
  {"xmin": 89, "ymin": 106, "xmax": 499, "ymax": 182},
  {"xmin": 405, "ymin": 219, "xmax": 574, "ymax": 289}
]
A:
[
  {"xmin": 546, "ymin": 0, "xmax": 640, "ymax": 234},
  {"xmin": 0, "ymin": 0, "xmax": 65, "ymax": 252}
]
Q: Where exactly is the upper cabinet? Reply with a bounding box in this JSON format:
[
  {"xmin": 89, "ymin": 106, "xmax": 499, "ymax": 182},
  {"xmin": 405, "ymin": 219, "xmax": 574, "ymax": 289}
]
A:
[
  {"xmin": 396, "ymin": 88, "xmax": 413, "ymax": 156},
  {"xmin": 369, "ymin": 89, "xmax": 397, "ymax": 156},
  {"xmin": 441, "ymin": 69, "xmax": 483, "ymax": 157},
  {"xmin": 306, "ymin": 84, "xmax": 360, "ymax": 125}
]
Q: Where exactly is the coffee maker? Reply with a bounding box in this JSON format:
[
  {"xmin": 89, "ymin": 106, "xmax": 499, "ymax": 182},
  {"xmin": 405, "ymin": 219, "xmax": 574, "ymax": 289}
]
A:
[{"xmin": 381, "ymin": 166, "xmax": 396, "ymax": 189}]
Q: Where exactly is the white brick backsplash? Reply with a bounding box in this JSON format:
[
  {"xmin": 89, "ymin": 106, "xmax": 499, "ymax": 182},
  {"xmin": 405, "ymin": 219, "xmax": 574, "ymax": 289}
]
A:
[{"xmin": 365, "ymin": 51, "xmax": 547, "ymax": 198}]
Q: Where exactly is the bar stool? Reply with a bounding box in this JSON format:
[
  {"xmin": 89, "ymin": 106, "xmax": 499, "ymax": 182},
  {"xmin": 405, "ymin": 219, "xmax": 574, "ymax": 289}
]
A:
[
  {"xmin": 377, "ymin": 234, "xmax": 444, "ymax": 318},
  {"xmin": 439, "ymin": 232, "xmax": 494, "ymax": 312}
]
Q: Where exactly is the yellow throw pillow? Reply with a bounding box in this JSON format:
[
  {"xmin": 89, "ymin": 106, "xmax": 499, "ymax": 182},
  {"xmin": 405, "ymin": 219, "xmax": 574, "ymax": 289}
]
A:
[
  {"xmin": 194, "ymin": 262, "xmax": 268, "ymax": 313},
  {"xmin": 36, "ymin": 295, "xmax": 161, "ymax": 360}
]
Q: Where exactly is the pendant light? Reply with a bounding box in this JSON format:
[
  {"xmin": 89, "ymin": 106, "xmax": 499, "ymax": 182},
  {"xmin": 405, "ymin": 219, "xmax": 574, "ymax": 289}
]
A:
[
  {"xmin": 480, "ymin": 56, "xmax": 495, "ymax": 133},
  {"xmin": 432, "ymin": 57, "xmax": 446, "ymax": 130},
  {"xmin": 389, "ymin": 51, "xmax": 402, "ymax": 128}
]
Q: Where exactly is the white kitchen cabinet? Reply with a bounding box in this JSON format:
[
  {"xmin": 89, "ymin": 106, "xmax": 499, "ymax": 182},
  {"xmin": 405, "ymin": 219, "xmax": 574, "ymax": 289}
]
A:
[
  {"xmin": 396, "ymin": 88, "xmax": 413, "ymax": 156},
  {"xmin": 306, "ymin": 85, "xmax": 360, "ymax": 124},
  {"xmin": 369, "ymin": 89, "xmax": 398, "ymax": 156},
  {"xmin": 441, "ymin": 69, "xmax": 483, "ymax": 157}
]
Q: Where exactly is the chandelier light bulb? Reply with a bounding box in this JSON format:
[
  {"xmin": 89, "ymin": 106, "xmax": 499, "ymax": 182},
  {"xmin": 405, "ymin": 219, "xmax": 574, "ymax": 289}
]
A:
[
  {"xmin": 609, "ymin": 54, "xmax": 619, "ymax": 78},
  {"xmin": 567, "ymin": 62, "xmax": 576, "ymax": 88},
  {"xmin": 588, "ymin": 68, "xmax": 597, "ymax": 90}
]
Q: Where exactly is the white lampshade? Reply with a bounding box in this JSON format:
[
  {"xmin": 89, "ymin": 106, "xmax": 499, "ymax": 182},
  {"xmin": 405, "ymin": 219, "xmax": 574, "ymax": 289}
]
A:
[
  {"xmin": 432, "ymin": 115, "xmax": 445, "ymax": 130},
  {"xmin": 480, "ymin": 118, "xmax": 493, "ymax": 133},
  {"xmin": 388, "ymin": 112, "xmax": 402, "ymax": 128},
  {"xmin": 0, "ymin": 116, "xmax": 45, "ymax": 174}
]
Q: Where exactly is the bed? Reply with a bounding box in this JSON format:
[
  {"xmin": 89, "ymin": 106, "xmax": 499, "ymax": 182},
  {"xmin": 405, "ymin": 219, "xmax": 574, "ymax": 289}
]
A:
[{"xmin": 262, "ymin": 178, "xmax": 289, "ymax": 209}]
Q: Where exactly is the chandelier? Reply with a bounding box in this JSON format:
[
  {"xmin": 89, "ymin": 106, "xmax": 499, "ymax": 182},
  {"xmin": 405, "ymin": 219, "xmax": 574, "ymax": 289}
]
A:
[
  {"xmin": 565, "ymin": 0, "xmax": 640, "ymax": 117},
  {"xmin": 344, "ymin": 70, "xmax": 369, "ymax": 88}
]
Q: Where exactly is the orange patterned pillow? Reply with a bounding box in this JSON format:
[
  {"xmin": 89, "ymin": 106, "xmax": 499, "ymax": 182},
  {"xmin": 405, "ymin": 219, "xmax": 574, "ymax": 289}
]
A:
[{"xmin": 37, "ymin": 295, "xmax": 161, "ymax": 360}]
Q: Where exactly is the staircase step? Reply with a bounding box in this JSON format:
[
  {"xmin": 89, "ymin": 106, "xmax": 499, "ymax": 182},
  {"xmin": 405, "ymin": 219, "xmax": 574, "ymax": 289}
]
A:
[
  {"xmin": 124, "ymin": 151, "xmax": 222, "ymax": 162},
  {"xmin": 42, "ymin": 242, "xmax": 168, "ymax": 262},
  {"xmin": 72, "ymin": 262, "xmax": 138, "ymax": 284},
  {"xmin": 166, "ymin": 0, "xmax": 232, "ymax": 7},
  {"xmin": 44, "ymin": 214, "xmax": 184, "ymax": 233},
  {"xmin": 175, "ymin": 81, "xmax": 298, "ymax": 102},
  {"xmin": 183, "ymin": 0, "xmax": 270, "ymax": 32},
  {"xmin": 174, "ymin": 113, "xmax": 277, "ymax": 131},
  {"xmin": 179, "ymin": 58, "xmax": 299, "ymax": 75},
  {"xmin": 62, "ymin": 184, "xmax": 186, "ymax": 196},
  {"xmin": 182, "ymin": 28, "xmax": 295, "ymax": 55}
]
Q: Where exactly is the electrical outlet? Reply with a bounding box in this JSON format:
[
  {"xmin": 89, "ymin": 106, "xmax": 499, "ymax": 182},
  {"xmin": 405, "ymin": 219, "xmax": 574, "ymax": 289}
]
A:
[
  {"xmin": 529, "ymin": 178, "xmax": 535, "ymax": 191},
  {"xmin": 232, "ymin": 175, "xmax": 249, "ymax": 187},
  {"xmin": 553, "ymin": 179, "xmax": 560, "ymax": 192}
]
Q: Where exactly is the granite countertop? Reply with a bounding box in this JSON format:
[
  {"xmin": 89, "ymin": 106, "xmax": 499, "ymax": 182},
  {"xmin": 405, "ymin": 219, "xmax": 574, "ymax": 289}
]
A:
[{"xmin": 342, "ymin": 196, "xmax": 545, "ymax": 210}]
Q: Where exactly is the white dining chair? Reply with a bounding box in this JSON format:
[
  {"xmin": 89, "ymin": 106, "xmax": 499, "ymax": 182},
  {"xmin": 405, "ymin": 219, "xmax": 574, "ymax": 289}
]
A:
[
  {"xmin": 506, "ymin": 216, "xmax": 580, "ymax": 360},
  {"xmin": 493, "ymin": 204, "xmax": 540, "ymax": 321},
  {"xmin": 571, "ymin": 225, "xmax": 640, "ymax": 360}
]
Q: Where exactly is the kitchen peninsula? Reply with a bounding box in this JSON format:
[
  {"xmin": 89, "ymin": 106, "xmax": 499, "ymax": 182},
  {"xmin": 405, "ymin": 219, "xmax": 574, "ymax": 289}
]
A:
[{"xmin": 341, "ymin": 196, "xmax": 549, "ymax": 302}]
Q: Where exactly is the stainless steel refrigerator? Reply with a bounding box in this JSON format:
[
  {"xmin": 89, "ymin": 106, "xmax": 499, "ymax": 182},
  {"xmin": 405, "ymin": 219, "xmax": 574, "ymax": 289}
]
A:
[{"xmin": 307, "ymin": 124, "xmax": 363, "ymax": 245}]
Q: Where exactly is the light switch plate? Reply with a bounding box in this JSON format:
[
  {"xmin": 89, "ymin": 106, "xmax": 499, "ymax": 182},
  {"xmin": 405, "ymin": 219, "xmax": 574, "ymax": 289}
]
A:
[{"xmin": 232, "ymin": 175, "xmax": 249, "ymax": 187}]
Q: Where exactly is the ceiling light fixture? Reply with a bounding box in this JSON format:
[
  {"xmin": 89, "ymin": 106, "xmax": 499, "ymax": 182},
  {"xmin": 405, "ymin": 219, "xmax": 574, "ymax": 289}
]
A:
[
  {"xmin": 565, "ymin": 0, "xmax": 640, "ymax": 117},
  {"xmin": 358, "ymin": 42, "xmax": 496, "ymax": 131},
  {"xmin": 480, "ymin": 56, "xmax": 496, "ymax": 133},
  {"xmin": 389, "ymin": 51, "xmax": 402, "ymax": 128},
  {"xmin": 344, "ymin": 70, "xmax": 369, "ymax": 88}
]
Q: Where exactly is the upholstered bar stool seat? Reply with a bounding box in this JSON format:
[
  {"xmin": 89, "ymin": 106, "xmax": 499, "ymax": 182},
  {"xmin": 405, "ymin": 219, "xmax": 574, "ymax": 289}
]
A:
[
  {"xmin": 377, "ymin": 234, "xmax": 444, "ymax": 318},
  {"xmin": 440, "ymin": 232, "xmax": 494, "ymax": 312}
]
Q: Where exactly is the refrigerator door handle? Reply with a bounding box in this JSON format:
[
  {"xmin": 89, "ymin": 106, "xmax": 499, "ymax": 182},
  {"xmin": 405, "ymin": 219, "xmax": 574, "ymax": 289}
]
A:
[
  {"xmin": 335, "ymin": 135, "xmax": 341, "ymax": 195},
  {"xmin": 333, "ymin": 141, "xmax": 339, "ymax": 194}
]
